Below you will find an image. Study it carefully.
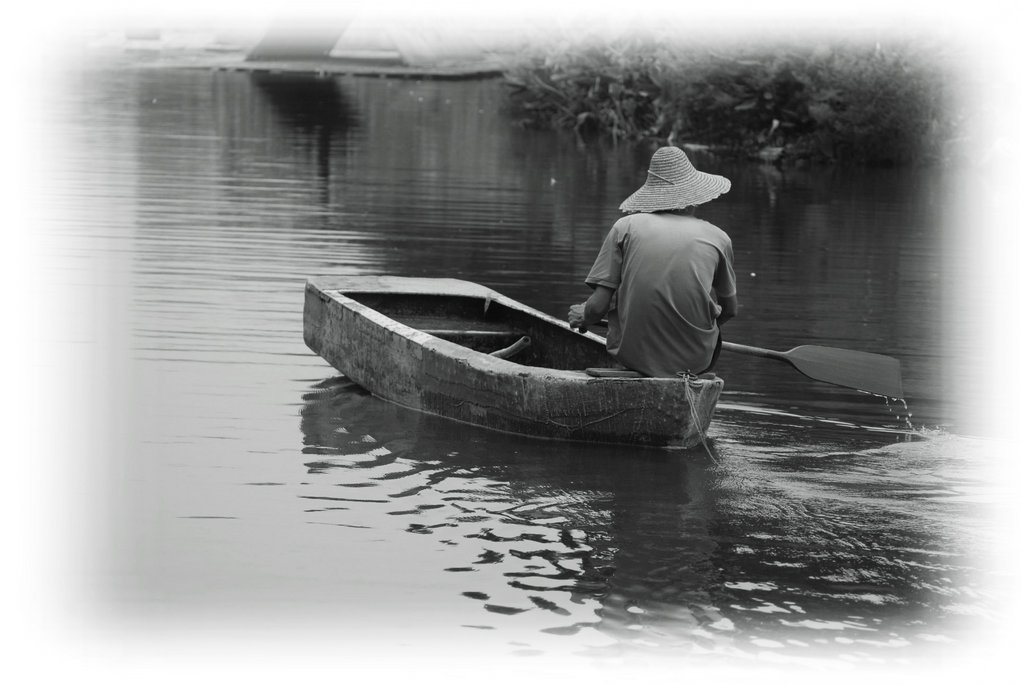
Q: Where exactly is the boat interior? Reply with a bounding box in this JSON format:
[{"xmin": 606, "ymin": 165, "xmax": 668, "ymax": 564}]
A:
[{"xmin": 345, "ymin": 292, "xmax": 618, "ymax": 371}]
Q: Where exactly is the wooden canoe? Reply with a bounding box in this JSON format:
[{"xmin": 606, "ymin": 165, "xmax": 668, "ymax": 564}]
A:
[{"xmin": 303, "ymin": 276, "xmax": 724, "ymax": 449}]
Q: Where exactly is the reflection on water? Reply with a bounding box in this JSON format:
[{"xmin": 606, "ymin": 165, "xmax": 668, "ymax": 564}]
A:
[
  {"xmin": 45, "ymin": 64, "xmax": 1003, "ymax": 668},
  {"xmin": 251, "ymin": 72, "xmax": 359, "ymax": 183},
  {"xmin": 298, "ymin": 377, "xmax": 996, "ymax": 663}
]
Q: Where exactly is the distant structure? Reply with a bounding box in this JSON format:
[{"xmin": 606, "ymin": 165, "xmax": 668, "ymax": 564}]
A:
[{"xmin": 246, "ymin": 15, "xmax": 406, "ymax": 66}]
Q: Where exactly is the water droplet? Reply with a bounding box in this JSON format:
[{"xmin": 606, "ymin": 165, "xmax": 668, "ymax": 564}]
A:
[{"xmin": 878, "ymin": 395, "xmax": 915, "ymax": 431}]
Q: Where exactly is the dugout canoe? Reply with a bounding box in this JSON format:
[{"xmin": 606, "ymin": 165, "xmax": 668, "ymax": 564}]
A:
[{"xmin": 303, "ymin": 276, "xmax": 724, "ymax": 449}]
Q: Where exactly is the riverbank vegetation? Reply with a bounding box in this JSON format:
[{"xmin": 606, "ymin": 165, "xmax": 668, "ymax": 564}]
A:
[{"xmin": 502, "ymin": 35, "xmax": 963, "ymax": 166}]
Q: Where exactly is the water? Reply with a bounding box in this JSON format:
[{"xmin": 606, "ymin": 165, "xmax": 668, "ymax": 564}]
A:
[{"xmin": 37, "ymin": 62, "xmax": 1010, "ymax": 675}]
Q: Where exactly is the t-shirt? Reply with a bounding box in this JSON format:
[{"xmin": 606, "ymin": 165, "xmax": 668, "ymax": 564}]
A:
[{"xmin": 585, "ymin": 212, "xmax": 736, "ymax": 377}]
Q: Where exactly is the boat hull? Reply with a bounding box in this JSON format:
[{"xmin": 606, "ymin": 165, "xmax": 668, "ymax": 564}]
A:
[{"xmin": 303, "ymin": 276, "xmax": 723, "ymax": 449}]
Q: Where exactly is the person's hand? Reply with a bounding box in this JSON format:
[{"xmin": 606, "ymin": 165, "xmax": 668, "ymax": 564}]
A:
[{"xmin": 567, "ymin": 303, "xmax": 587, "ymax": 329}]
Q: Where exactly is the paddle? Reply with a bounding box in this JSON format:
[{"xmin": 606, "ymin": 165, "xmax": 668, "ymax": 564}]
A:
[
  {"xmin": 720, "ymin": 341, "xmax": 904, "ymax": 399},
  {"xmin": 578, "ymin": 320, "xmax": 903, "ymax": 398}
]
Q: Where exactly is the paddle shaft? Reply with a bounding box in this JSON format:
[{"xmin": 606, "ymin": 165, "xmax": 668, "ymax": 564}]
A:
[
  {"xmin": 583, "ymin": 326, "xmax": 791, "ymax": 362},
  {"xmin": 574, "ymin": 320, "xmax": 903, "ymax": 398},
  {"xmin": 720, "ymin": 341, "xmax": 786, "ymax": 361},
  {"xmin": 581, "ymin": 324, "xmax": 788, "ymax": 363}
]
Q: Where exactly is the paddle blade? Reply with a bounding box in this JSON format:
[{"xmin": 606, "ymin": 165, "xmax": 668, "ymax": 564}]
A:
[{"xmin": 784, "ymin": 345, "xmax": 904, "ymax": 399}]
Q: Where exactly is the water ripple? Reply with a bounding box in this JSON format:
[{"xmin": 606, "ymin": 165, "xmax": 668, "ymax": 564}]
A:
[{"xmin": 46, "ymin": 65, "xmax": 1004, "ymax": 667}]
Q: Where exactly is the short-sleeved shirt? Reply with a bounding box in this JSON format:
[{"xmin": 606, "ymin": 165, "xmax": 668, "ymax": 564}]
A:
[{"xmin": 585, "ymin": 212, "xmax": 736, "ymax": 377}]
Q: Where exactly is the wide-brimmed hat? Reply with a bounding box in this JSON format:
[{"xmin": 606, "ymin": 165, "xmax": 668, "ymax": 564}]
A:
[{"xmin": 619, "ymin": 146, "xmax": 731, "ymax": 213}]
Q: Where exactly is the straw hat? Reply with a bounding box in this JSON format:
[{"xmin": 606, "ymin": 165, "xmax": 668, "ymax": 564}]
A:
[{"xmin": 619, "ymin": 146, "xmax": 731, "ymax": 213}]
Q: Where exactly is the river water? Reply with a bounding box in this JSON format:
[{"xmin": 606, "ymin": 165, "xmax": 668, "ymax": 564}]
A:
[{"xmin": 36, "ymin": 61, "xmax": 1012, "ymax": 678}]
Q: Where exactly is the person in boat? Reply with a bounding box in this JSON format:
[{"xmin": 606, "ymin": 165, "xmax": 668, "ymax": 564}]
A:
[{"xmin": 567, "ymin": 146, "xmax": 737, "ymax": 378}]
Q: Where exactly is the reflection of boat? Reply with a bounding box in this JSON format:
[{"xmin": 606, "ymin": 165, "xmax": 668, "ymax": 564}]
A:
[{"xmin": 303, "ymin": 276, "xmax": 723, "ymax": 449}]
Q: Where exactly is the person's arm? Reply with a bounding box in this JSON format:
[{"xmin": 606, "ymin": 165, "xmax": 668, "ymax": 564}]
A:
[
  {"xmin": 712, "ymin": 238, "xmax": 737, "ymax": 327},
  {"xmin": 717, "ymin": 293, "xmax": 737, "ymax": 326},
  {"xmin": 571, "ymin": 218, "xmax": 627, "ymax": 330},
  {"xmin": 568, "ymin": 285, "xmax": 614, "ymax": 330}
]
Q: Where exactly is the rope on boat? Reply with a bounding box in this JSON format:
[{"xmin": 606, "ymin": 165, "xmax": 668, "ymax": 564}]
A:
[{"xmin": 680, "ymin": 372, "xmax": 719, "ymax": 465}]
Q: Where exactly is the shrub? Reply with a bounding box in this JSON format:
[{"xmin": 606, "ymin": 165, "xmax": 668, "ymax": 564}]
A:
[{"xmin": 502, "ymin": 37, "xmax": 957, "ymax": 166}]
